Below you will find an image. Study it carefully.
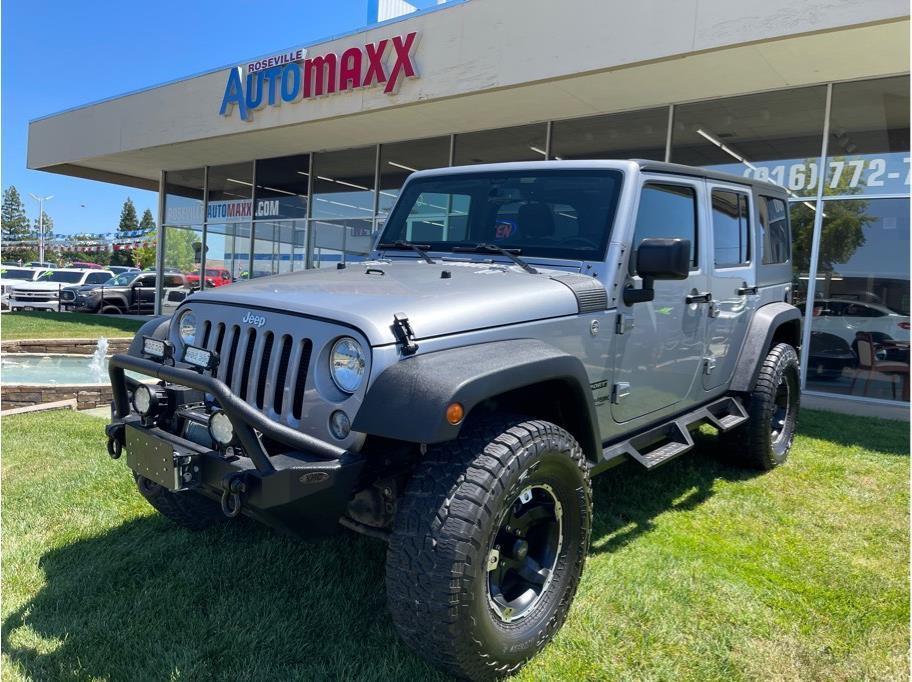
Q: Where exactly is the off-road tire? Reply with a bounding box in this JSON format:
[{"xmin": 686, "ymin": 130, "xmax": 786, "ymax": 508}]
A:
[
  {"xmin": 134, "ymin": 474, "xmax": 227, "ymax": 530},
  {"xmin": 727, "ymin": 342, "xmax": 800, "ymax": 469},
  {"xmin": 386, "ymin": 416, "xmax": 592, "ymax": 681}
]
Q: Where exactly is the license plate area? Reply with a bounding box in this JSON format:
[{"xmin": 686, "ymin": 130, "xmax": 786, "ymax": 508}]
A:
[{"xmin": 125, "ymin": 424, "xmax": 199, "ymax": 491}]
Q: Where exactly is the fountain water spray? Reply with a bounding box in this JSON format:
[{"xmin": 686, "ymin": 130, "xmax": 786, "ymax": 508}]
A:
[{"xmin": 88, "ymin": 337, "xmax": 109, "ymax": 384}]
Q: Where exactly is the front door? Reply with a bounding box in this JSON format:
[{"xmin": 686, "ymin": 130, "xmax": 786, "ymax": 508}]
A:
[
  {"xmin": 133, "ymin": 274, "xmax": 157, "ymax": 313},
  {"xmin": 703, "ymin": 184, "xmax": 756, "ymax": 391},
  {"xmin": 611, "ymin": 178, "xmax": 709, "ymax": 423}
]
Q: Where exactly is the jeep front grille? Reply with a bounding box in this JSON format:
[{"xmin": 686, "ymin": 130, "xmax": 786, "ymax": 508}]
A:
[{"xmin": 200, "ymin": 320, "xmax": 314, "ymax": 422}]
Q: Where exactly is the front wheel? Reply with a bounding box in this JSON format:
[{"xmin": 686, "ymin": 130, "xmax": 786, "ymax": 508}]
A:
[
  {"xmin": 386, "ymin": 417, "xmax": 592, "ymax": 680},
  {"xmin": 727, "ymin": 342, "xmax": 800, "ymax": 469}
]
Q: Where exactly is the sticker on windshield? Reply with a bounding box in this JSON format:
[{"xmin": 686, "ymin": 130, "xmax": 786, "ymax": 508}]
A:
[{"xmin": 494, "ymin": 219, "xmax": 518, "ymax": 241}]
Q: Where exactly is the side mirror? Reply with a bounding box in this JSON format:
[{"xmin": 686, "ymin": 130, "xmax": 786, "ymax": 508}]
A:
[{"xmin": 624, "ymin": 238, "xmax": 691, "ymax": 305}]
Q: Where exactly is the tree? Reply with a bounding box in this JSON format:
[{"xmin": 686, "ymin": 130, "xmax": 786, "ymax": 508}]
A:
[
  {"xmin": 139, "ymin": 208, "xmax": 156, "ymax": 232},
  {"xmin": 118, "ymin": 198, "xmax": 139, "ymax": 233},
  {"xmin": 131, "ymin": 227, "xmax": 196, "ymax": 272},
  {"xmin": 111, "ymin": 198, "xmax": 141, "ymax": 266},
  {"xmin": 2, "ymin": 186, "xmax": 37, "ymax": 263}
]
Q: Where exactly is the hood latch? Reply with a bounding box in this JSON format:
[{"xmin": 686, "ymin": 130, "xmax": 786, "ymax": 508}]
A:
[{"xmin": 392, "ymin": 313, "xmax": 419, "ymax": 356}]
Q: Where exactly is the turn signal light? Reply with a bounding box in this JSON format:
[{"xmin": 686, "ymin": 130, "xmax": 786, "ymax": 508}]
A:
[{"xmin": 446, "ymin": 402, "xmax": 465, "ymax": 425}]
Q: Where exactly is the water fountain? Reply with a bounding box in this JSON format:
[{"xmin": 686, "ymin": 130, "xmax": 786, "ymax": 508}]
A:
[{"xmin": 88, "ymin": 337, "xmax": 109, "ymax": 384}]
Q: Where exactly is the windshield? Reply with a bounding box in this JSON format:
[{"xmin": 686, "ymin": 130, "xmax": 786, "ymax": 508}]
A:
[
  {"xmin": 0, "ymin": 268, "xmax": 35, "ymax": 279},
  {"xmin": 109, "ymin": 272, "xmax": 139, "ymax": 286},
  {"xmin": 379, "ymin": 170, "xmax": 624, "ymax": 262},
  {"xmin": 38, "ymin": 271, "xmax": 87, "ymax": 284}
]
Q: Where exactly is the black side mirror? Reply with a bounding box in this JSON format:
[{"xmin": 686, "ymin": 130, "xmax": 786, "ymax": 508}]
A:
[{"xmin": 624, "ymin": 238, "xmax": 691, "ymax": 305}]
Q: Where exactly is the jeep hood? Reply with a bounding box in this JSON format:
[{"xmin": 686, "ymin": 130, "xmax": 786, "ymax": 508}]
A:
[{"xmin": 187, "ymin": 260, "xmax": 603, "ymax": 346}]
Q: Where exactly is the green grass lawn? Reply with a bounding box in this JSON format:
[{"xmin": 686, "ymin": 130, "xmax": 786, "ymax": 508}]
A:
[
  {"xmin": 1, "ymin": 409, "xmax": 908, "ymax": 680},
  {"xmin": 1, "ymin": 311, "xmax": 144, "ymax": 340}
]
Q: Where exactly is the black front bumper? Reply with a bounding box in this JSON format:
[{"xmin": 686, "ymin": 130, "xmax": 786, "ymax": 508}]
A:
[{"xmin": 106, "ymin": 353, "xmax": 365, "ymax": 534}]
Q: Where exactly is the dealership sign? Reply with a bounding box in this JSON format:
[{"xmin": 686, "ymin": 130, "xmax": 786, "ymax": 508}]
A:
[
  {"xmin": 165, "ymin": 199, "xmax": 284, "ymax": 225},
  {"xmin": 220, "ymin": 32, "xmax": 419, "ymax": 122}
]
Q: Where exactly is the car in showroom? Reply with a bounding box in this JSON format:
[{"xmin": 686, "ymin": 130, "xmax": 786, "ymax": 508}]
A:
[
  {"xmin": 809, "ymin": 298, "xmax": 910, "ymax": 347},
  {"xmin": 105, "ymin": 160, "xmax": 801, "ymax": 680},
  {"xmin": 9, "ymin": 268, "xmax": 113, "ymax": 311}
]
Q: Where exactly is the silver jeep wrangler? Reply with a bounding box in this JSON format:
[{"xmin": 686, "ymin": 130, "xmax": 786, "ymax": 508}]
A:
[{"xmin": 106, "ymin": 160, "xmax": 800, "ymax": 680}]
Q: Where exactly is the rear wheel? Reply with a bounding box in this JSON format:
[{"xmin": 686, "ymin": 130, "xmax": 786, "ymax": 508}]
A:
[
  {"xmin": 134, "ymin": 474, "xmax": 226, "ymax": 530},
  {"xmin": 726, "ymin": 342, "xmax": 800, "ymax": 469},
  {"xmin": 386, "ymin": 417, "xmax": 591, "ymax": 680}
]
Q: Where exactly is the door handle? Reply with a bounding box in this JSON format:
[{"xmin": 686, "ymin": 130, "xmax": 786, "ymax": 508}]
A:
[
  {"xmin": 737, "ymin": 285, "xmax": 758, "ymax": 296},
  {"xmin": 686, "ymin": 292, "xmax": 712, "ymax": 304}
]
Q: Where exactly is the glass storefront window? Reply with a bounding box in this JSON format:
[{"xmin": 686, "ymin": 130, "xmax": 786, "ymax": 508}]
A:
[
  {"xmin": 254, "ymin": 155, "xmax": 310, "ymax": 220},
  {"xmin": 206, "ymin": 223, "xmax": 251, "ymax": 282},
  {"xmin": 164, "ymin": 168, "xmax": 204, "ymax": 225},
  {"xmin": 311, "ymin": 147, "xmax": 376, "ymax": 219},
  {"xmin": 163, "ymin": 224, "xmax": 204, "ymax": 291},
  {"xmin": 378, "ymin": 136, "xmax": 451, "ymax": 215},
  {"xmin": 312, "ymin": 218, "xmax": 375, "ymax": 266},
  {"xmin": 803, "ymin": 198, "xmax": 910, "ymax": 401},
  {"xmin": 824, "ymin": 76, "xmax": 910, "ymax": 197},
  {"xmin": 252, "ymin": 220, "xmax": 306, "ymax": 274},
  {"xmin": 550, "ymin": 108, "xmax": 668, "ymax": 161},
  {"xmin": 672, "ymin": 86, "xmax": 828, "ymax": 198},
  {"xmin": 453, "ymin": 123, "xmax": 547, "ymax": 166}
]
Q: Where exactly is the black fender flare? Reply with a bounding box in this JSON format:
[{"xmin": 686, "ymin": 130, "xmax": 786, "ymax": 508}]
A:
[
  {"xmin": 352, "ymin": 339, "xmax": 601, "ymax": 458},
  {"xmin": 730, "ymin": 302, "xmax": 802, "ymax": 392},
  {"xmin": 127, "ymin": 315, "xmax": 171, "ymax": 357}
]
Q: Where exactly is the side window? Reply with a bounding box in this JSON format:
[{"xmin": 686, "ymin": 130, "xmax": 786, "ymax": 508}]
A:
[
  {"xmin": 86, "ymin": 272, "xmax": 109, "ymax": 284},
  {"xmin": 758, "ymin": 196, "xmax": 790, "ymax": 264},
  {"xmin": 633, "ymin": 183, "xmax": 698, "ymax": 266},
  {"xmin": 711, "ymin": 190, "xmax": 750, "ymax": 267},
  {"xmin": 136, "ymin": 275, "xmax": 155, "ymax": 287},
  {"xmin": 164, "ymin": 275, "xmax": 183, "ymax": 288}
]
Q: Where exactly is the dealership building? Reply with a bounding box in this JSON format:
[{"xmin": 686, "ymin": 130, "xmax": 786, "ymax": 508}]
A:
[{"xmin": 27, "ymin": 0, "xmax": 910, "ymax": 413}]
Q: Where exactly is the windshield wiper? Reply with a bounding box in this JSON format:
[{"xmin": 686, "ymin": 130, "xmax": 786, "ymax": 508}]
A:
[
  {"xmin": 377, "ymin": 240, "xmax": 436, "ymax": 264},
  {"xmin": 451, "ymin": 243, "xmax": 538, "ymax": 274}
]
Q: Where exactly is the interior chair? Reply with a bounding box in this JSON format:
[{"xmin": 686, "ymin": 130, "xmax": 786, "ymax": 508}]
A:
[{"xmin": 850, "ymin": 332, "xmax": 909, "ymax": 400}]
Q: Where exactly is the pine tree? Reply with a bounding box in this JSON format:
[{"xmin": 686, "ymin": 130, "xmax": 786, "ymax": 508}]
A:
[
  {"xmin": 139, "ymin": 208, "xmax": 156, "ymax": 232},
  {"xmin": 118, "ymin": 198, "xmax": 139, "ymax": 234},
  {"xmin": 1, "ymin": 186, "xmax": 36, "ymax": 263}
]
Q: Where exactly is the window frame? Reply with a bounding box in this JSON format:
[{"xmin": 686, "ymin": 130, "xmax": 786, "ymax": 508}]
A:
[
  {"xmin": 710, "ymin": 187, "xmax": 752, "ymax": 269},
  {"xmin": 632, "ymin": 179, "xmax": 701, "ymax": 271}
]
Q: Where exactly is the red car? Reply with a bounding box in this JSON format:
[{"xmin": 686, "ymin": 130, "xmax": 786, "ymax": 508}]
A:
[{"xmin": 185, "ymin": 268, "xmax": 233, "ymax": 289}]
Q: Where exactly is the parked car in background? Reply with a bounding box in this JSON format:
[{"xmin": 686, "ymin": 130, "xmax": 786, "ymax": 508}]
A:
[
  {"xmin": 0, "ymin": 267, "xmax": 47, "ymax": 309},
  {"xmin": 809, "ymin": 299, "xmax": 910, "ymax": 347},
  {"xmin": 67, "ymin": 261, "xmax": 104, "ymax": 269},
  {"xmin": 25, "ymin": 261, "xmax": 58, "ymax": 268},
  {"xmin": 61, "ymin": 271, "xmax": 186, "ymax": 314},
  {"xmin": 109, "ymin": 266, "xmax": 141, "ymax": 276},
  {"xmin": 184, "ymin": 268, "xmax": 233, "ymax": 289},
  {"xmin": 9, "ymin": 268, "xmax": 113, "ymax": 311}
]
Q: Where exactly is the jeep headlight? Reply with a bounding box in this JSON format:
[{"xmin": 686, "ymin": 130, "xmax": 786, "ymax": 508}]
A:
[
  {"xmin": 329, "ymin": 337, "xmax": 365, "ymax": 393},
  {"xmin": 177, "ymin": 310, "xmax": 197, "ymax": 345}
]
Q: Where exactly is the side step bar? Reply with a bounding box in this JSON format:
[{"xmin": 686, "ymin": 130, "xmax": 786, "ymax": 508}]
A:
[{"xmin": 599, "ymin": 396, "xmax": 748, "ymax": 471}]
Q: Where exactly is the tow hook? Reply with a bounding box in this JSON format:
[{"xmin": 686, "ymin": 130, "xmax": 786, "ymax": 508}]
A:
[
  {"xmin": 220, "ymin": 473, "xmax": 248, "ymax": 518},
  {"xmin": 105, "ymin": 423, "xmax": 125, "ymax": 460}
]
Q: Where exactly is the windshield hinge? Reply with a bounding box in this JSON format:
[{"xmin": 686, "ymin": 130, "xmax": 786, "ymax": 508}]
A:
[{"xmin": 392, "ymin": 313, "xmax": 419, "ymax": 356}]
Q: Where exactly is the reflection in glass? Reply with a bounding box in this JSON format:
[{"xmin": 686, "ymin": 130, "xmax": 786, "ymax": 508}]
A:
[
  {"xmin": 206, "ymin": 223, "xmax": 251, "ymax": 282},
  {"xmin": 672, "ymin": 86, "xmax": 827, "ymax": 198},
  {"xmin": 254, "ymin": 155, "xmax": 310, "ymax": 220},
  {"xmin": 378, "ymin": 137, "xmax": 450, "ymax": 215},
  {"xmin": 802, "ymin": 198, "xmax": 910, "ymax": 401},
  {"xmin": 551, "ymin": 108, "xmax": 667, "ymax": 161},
  {"xmin": 824, "ymin": 76, "xmax": 910, "ymax": 196},
  {"xmin": 163, "ymin": 224, "xmax": 203, "ymax": 290},
  {"xmin": 453, "ymin": 124, "xmax": 547, "ymax": 166},
  {"xmin": 312, "ymin": 218, "xmax": 375, "ymax": 266},
  {"xmin": 164, "ymin": 168, "xmax": 204, "ymax": 226},
  {"xmin": 312, "ymin": 147, "xmax": 376, "ymax": 219}
]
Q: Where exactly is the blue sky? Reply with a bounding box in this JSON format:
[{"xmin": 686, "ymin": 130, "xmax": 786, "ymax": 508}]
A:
[{"xmin": 2, "ymin": 0, "xmax": 433, "ymax": 235}]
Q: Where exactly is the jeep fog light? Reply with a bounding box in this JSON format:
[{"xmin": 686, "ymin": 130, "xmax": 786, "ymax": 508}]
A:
[
  {"xmin": 208, "ymin": 411, "xmax": 235, "ymax": 446},
  {"xmin": 132, "ymin": 384, "xmax": 165, "ymax": 416},
  {"xmin": 329, "ymin": 410, "xmax": 351, "ymax": 440},
  {"xmin": 329, "ymin": 337, "xmax": 365, "ymax": 393}
]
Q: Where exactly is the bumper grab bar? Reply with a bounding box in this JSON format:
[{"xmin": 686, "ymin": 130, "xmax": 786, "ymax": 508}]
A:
[{"xmin": 108, "ymin": 353, "xmax": 346, "ymax": 473}]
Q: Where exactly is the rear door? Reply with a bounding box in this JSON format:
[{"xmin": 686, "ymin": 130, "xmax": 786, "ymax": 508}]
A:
[
  {"xmin": 703, "ymin": 183, "xmax": 757, "ymax": 391},
  {"xmin": 611, "ymin": 177, "xmax": 709, "ymax": 423},
  {"xmin": 133, "ymin": 274, "xmax": 157, "ymax": 313}
]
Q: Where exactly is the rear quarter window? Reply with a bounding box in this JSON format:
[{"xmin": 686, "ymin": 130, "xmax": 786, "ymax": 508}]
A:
[{"xmin": 758, "ymin": 196, "xmax": 790, "ymax": 264}]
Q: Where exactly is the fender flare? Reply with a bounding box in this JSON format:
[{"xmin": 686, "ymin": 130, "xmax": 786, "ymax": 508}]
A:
[
  {"xmin": 352, "ymin": 339, "xmax": 601, "ymax": 457},
  {"xmin": 730, "ymin": 302, "xmax": 802, "ymax": 392},
  {"xmin": 127, "ymin": 315, "xmax": 171, "ymax": 357}
]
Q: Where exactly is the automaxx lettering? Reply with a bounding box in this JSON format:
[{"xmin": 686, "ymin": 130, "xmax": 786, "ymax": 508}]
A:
[{"xmin": 220, "ymin": 32, "xmax": 419, "ymax": 121}]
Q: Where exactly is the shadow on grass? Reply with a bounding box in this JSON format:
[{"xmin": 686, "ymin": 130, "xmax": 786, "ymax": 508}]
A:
[{"xmin": 1, "ymin": 438, "xmax": 759, "ymax": 679}]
